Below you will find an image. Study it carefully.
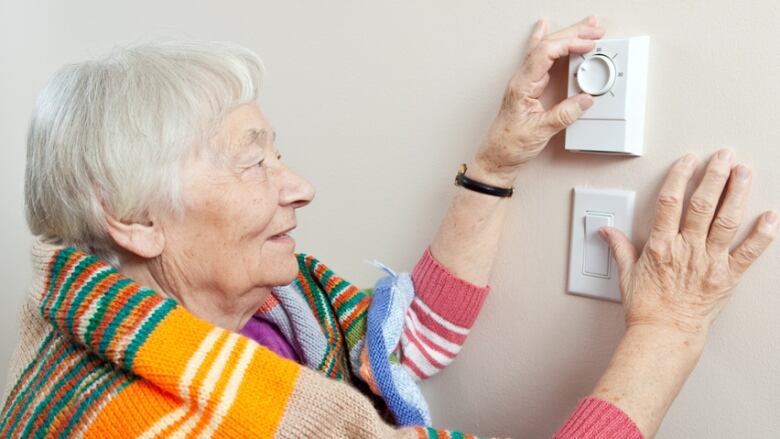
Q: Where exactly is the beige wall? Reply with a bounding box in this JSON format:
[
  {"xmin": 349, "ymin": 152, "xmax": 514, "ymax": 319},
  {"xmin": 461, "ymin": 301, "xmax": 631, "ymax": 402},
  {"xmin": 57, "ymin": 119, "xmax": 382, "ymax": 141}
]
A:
[{"xmin": 1, "ymin": 1, "xmax": 778, "ymax": 437}]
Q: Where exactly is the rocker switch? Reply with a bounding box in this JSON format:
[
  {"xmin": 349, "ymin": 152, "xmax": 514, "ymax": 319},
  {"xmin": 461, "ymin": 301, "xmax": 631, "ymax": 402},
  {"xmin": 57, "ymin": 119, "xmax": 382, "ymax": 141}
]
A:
[{"xmin": 583, "ymin": 212, "xmax": 613, "ymax": 278}]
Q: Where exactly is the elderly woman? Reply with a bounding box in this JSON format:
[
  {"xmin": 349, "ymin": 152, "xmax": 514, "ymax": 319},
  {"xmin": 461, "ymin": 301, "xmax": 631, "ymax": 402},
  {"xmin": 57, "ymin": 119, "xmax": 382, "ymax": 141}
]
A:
[{"xmin": 1, "ymin": 16, "xmax": 776, "ymax": 438}]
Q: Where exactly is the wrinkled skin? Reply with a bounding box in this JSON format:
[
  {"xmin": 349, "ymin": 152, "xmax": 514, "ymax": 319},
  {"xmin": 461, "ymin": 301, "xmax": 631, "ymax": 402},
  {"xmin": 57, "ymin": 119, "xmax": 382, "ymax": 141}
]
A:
[
  {"xmin": 474, "ymin": 17, "xmax": 602, "ymax": 184},
  {"xmin": 603, "ymin": 151, "xmax": 778, "ymax": 335}
]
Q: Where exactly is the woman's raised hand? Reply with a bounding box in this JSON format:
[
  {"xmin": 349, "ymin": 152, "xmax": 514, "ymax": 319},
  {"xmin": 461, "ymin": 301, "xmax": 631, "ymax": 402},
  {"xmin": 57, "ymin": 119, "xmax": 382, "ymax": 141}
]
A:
[
  {"xmin": 602, "ymin": 150, "xmax": 778, "ymax": 336},
  {"xmin": 473, "ymin": 16, "xmax": 604, "ymax": 185}
]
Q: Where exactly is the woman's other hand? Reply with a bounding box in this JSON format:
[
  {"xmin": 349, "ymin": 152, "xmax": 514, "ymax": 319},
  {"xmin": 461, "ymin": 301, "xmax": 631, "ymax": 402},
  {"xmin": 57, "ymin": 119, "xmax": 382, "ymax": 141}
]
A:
[
  {"xmin": 602, "ymin": 150, "xmax": 778, "ymax": 337},
  {"xmin": 472, "ymin": 16, "xmax": 605, "ymax": 186},
  {"xmin": 586, "ymin": 151, "xmax": 777, "ymax": 437}
]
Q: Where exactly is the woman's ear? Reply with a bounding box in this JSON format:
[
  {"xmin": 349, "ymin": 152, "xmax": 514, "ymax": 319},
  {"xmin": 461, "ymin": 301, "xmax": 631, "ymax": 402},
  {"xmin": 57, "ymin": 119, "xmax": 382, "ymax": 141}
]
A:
[{"xmin": 104, "ymin": 212, "xmax": 166, "ymax": 259}]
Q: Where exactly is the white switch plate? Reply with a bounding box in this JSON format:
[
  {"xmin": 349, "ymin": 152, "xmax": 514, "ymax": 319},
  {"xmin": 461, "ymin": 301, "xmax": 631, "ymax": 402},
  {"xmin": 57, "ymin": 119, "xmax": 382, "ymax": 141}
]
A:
[
  {"xmin": 565, "ymin": 37, "xmax": 650, "ymax": 156},
  {"xmin": 568, "ymin": 187, "xmax": 635, "ymax": 302}
]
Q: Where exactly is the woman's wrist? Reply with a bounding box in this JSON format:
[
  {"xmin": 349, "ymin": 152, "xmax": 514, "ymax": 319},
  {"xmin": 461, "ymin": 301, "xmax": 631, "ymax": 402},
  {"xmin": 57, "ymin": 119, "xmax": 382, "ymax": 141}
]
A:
[
  {"xmin": 467, "ymin": 156, "xmax": 520, "ymax": 189},
  {"xmin": 589, "ymin": 324, "xmax": 707, "ymax": 437},
  {"xmin": 624, "ymin": 323, "xmax": 707, "ymax": 359}
]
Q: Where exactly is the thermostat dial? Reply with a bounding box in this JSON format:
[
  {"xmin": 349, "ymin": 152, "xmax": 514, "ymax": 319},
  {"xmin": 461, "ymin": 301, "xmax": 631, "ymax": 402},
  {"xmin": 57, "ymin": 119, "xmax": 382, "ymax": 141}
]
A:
[{"xmin": 576, "ymin": 54, "xmax": 616, "ymax": 96}]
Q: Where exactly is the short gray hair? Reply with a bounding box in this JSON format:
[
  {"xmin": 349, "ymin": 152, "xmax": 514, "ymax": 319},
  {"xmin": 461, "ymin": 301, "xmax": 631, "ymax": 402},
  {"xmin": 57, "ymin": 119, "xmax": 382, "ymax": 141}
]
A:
[{"xmin": 25, "ymin": 40, "xmax": 265, "ymax": 265}]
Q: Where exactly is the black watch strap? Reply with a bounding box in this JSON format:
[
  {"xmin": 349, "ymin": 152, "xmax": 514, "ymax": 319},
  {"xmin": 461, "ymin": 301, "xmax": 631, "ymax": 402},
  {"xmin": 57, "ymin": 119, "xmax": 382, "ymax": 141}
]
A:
[{"xmin": 454, "ymin": 164, "xmax": 514, "ymax": 198}]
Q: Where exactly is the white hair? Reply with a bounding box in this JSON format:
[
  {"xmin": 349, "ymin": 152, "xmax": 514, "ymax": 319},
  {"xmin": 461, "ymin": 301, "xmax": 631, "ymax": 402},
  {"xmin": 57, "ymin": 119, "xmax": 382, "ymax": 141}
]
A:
[{"xmin": 24, "ymin": 40, "xmax": 265, "ymax": 265}]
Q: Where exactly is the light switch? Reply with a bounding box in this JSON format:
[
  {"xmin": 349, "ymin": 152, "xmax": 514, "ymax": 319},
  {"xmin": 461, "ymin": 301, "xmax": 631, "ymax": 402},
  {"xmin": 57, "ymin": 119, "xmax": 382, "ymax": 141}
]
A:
[
  {"xmin": 583, "ymin": 212, "xmax": 612, "ymax": 277},
  {"xmin": 565, "ymin": 37, "xmax": 650, "ymax": 156},
  {"xmin": 568, "ymin": 188, "xmax": 635, "ymax": 302}
]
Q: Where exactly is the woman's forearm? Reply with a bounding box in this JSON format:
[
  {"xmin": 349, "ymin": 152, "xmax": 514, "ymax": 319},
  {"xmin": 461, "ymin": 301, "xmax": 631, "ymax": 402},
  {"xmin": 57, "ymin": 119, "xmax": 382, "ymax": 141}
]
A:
[
  {"xmin": 428, "ymin": 17, "xmax": 603, "ymax": 286},
  {"xmin": 590, "ymin": 325, "xmax": 706, "ymax": 438},
  {"xmin": 428, "ymin": 158, "xmax": 514, "ymax": 286}
]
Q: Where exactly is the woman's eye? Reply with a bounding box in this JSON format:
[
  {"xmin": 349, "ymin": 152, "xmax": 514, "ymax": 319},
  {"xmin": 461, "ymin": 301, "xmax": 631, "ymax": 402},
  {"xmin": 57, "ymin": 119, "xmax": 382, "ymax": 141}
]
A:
[{"xmin": 253, "ymin": 152, "xmax": 280, "ymax": 168}]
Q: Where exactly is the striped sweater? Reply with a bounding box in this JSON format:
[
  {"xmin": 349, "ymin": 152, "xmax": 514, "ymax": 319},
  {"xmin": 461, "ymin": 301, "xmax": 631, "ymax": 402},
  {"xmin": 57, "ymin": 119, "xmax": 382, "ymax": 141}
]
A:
[
  {"xmin": 1, "ymin": 241, "xmax": 643, "ymax": 438},
  {"xmin": 0, "ymin": 241, "xmax": 488, "ymax": 438}
]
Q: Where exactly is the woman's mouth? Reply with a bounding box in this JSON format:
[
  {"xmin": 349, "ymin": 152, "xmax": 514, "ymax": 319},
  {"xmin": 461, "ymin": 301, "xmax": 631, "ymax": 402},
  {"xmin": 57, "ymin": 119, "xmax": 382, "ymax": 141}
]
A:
[{"xmin": 269, "ymin": 231, "xmax": 295, "ymax": 246}]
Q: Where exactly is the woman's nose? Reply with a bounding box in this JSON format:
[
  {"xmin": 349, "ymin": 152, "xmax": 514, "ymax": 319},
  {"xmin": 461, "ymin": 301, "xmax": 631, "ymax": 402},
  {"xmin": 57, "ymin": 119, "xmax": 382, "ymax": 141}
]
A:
[{"xmin": 278, "ymin": 165, "xmax": 315, "ymax": 209}]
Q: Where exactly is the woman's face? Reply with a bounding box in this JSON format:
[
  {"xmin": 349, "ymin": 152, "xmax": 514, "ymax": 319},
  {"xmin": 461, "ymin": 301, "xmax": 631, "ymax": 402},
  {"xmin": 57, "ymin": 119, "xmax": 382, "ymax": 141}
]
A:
[{"xmin": 158, "ymin": 103, "xmax": 315, "ymax": 296}]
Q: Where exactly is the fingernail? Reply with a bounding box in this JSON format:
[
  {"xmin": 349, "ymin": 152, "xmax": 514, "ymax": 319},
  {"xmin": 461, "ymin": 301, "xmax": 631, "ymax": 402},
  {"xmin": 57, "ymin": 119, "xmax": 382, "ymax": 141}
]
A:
[
  {"xmin": 718, "ymin": 149, "xmax": 732, "ymax": 161},
  {"xmin": 766, "ymin": 211, "xmax": 778, "ymax": 225},
  {"xmin": 578, "ymin": 95, "xmax": 594, "ymax": 110},
  {"xmin": 598, "ymin": 227, "xmax": 608, "ymax": 239},
  {"xmin": 735, "ymin": 165, "xmax": 751, "ymax": 181}
]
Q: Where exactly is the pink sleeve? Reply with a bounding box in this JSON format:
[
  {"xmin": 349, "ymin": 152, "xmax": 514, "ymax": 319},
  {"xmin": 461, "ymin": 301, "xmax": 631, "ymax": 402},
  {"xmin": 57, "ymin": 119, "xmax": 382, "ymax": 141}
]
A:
[
  {"xmin": 554, "ymin": 397, "xmax": 644, "ymax": 439},
  {"xmin": 403, "ymin": 253, "xmax": 643, "ymax": 438},
  {"xmin": 398, "ymin": 247, "xmax": 490, "ymax": 380}
]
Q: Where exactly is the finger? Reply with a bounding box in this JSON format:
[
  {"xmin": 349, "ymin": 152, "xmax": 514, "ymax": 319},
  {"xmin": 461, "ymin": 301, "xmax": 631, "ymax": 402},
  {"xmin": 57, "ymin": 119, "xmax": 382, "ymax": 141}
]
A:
[
  {"xmin": 525, "ymin": 19, "xmax": 548, "ymax": 53},
  {"xmin": 729, "ymin": 210, "xmax": 778, "ymax": 276},
  {"xmin": 650, "ymin": 154, "xmax": 699, "ymax": 241},
  {"xmin": 682, "ymin": 149, "xmax": 734, "ymax": 240},
  {"xmin": 520, "ymin": 36, "xmax": 597, "ymax": 84},
  {"xmin": 600, "ymin": 226, "xmax": 638, "ymax": 281},
  {"xmin": 706, "ymin": 164, "xmax": 752, "ymax": 252},
  {"xmin": 541, "ymin": 93, "xmax": 593, "ymax": 133},
  {"xmin": 546, "ymin": 16, "xmax": 605, "ymax": 41},
  {"xmin": 526, "ymin": 73, "xmax": 550, "ymax": 99}
]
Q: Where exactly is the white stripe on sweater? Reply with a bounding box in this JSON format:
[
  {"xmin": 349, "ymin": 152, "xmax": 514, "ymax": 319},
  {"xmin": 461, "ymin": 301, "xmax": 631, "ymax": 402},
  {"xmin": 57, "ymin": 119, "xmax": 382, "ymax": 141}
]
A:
[
  {"xmin": 404, "ymin": 307, "xmax": 463, "ymax": 355},
  {"xmin": 399, "ymin": 300, "xmax": 472, "ymax": 381},
  {"xmin": 411, "ymin": 297, "xmax": 469, "ymax": 335},
  {"xmin": 399, "ymin": 342, "xmax": 446, "ymax": 378},
  {"xmin": 197, "ymin": 339, "xmax": 256, "ymax": 439},
  {"xmin": 401, "ymin": 326, "xmax": 456, "ymax": 366},
  {"xmin": 170, "ymin": 332, "xmax": 239, "ymax": 438},
  {"xmin": 139, "ymin": 328, "xmax": 223, "ymax": 439}
]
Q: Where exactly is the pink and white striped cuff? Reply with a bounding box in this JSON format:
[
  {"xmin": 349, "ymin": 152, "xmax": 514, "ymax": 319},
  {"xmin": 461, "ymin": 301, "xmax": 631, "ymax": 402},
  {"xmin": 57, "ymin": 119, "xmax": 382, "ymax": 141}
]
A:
[{"xmin": 410, "ymin": 247, "xmax": 490, "ymax": 328}]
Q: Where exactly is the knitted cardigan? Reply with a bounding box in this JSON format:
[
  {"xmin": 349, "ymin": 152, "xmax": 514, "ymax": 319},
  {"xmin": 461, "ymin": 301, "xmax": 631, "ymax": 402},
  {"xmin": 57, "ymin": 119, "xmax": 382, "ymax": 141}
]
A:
[{"xmin": 1, "ymin": 241, "xmax": 642, "ymax": 438}]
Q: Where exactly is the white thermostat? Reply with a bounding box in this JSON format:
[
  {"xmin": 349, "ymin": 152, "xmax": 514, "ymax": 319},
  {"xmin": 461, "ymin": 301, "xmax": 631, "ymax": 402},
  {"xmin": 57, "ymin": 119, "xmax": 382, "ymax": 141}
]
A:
[{"xmin": 565, "ymin": 37, "xmax": 650, "ymax": 156}]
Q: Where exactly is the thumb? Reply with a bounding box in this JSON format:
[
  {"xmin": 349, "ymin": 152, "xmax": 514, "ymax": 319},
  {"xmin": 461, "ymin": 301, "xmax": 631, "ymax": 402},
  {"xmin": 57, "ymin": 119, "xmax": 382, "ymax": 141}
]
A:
[
  {"xmin": 542, "ymin": 93, "xmax": 593, "ymax": 135},
  {"xmin": 599, "ymin": 226, "xmax": 637, "ymax": 280}
]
